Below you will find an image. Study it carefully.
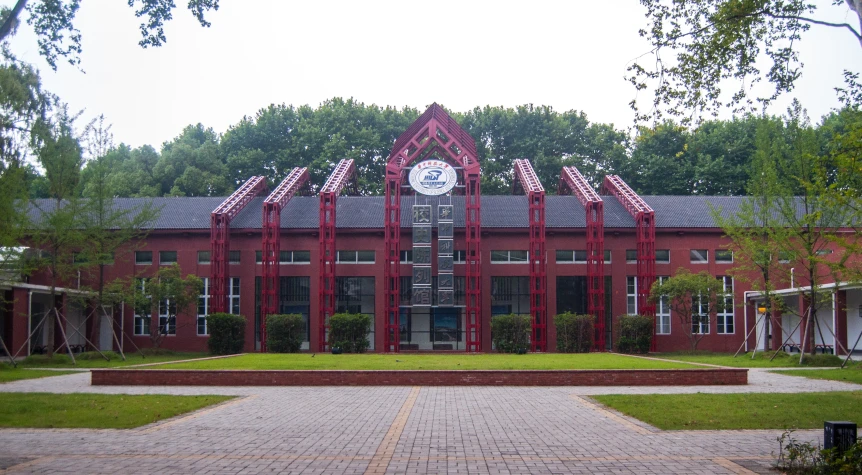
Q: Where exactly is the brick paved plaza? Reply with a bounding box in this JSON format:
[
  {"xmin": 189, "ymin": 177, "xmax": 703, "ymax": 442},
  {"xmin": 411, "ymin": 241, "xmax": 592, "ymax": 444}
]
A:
[{"xmin": 0, "ymin": 369, "xmax": 859, "ymax": 474}]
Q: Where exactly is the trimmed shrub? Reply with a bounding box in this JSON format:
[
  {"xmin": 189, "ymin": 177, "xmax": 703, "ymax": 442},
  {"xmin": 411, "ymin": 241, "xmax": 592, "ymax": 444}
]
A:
[
  {"xmin": 266, "ymin": 314, "xmax": 305, "ymax": 353},
  {"xmin": 555, "ymin": 313, "xmax": 594, "ymax": 353},
  {"xmin": 491, "ymin": 314, "xmax": 531, "ymax": 353},
  {"xmin": 616, "ymin": 314, "xmax": 653, "ymax": 354},
  {"xmin": 328, "ymin": 313, "xmax": 371, "ymax": 353},
  {"xmin": 207, "ymin": 313, "xmax": 246, "ymax": 355}
]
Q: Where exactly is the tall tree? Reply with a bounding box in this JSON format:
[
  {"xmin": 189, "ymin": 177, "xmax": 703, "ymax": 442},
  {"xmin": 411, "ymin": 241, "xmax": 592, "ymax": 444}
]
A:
[{"xmin": 630, "ymin": 0, "xmax": 862, "ymax": 125}]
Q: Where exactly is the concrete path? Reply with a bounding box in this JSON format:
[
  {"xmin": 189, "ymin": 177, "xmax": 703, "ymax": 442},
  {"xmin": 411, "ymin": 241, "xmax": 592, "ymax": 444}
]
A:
[{"xmin": 0, "ymin": 369, "xmax": 859, "ymax": 474}]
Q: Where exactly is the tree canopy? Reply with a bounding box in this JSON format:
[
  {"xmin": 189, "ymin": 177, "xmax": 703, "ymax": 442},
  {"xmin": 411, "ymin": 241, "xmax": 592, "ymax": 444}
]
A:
[{"xmin": 629, "ymin": 0, "xmax": 862, "ymax": 125}]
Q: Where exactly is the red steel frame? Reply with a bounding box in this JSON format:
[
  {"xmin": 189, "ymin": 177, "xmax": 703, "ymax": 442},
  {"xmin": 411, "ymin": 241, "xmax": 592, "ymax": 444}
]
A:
[
  {"xmin": 318, "ymin": 159, "xmax": 357, "ymax": 351},
  {"xmin": 210, "ymin": 176, "xmax": 267, "ymax": 314},
  {"xmin": 384, "ymin": 103, "xmax": 482, "ymax": 353},
  {"xmin": 260, "ymin": 167, "xmax": 311, "ymax": 352},
  {"xmin": 601, "ymin": 175, "xmax": 656, "ymax": 349},
  {"xmin": 559, "ymin": 166, "xmax": 606, "ymax": 351},
  {"xmin": 513, "ymin": 159, "xmax": 547, "ymax": 352}
]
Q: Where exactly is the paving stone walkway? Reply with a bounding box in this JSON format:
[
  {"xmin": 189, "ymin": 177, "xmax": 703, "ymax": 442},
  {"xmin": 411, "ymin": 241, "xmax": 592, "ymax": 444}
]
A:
[{"xmin": 0, "ymin": 369, "xmax": 859, "ymax": 474}]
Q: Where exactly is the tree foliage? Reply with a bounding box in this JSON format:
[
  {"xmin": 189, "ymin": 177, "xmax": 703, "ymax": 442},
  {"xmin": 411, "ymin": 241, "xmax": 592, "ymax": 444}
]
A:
[
  {"xmin": 650, "ymin": 268, "xmax": 728, "ymax": 351},
  {"xmin": 629, "ymin": 0, "xmax": 862, "ymax": 125},
  {"xmin": 0, "ymin": 0, "xmax": 220, "ymax": 69}
]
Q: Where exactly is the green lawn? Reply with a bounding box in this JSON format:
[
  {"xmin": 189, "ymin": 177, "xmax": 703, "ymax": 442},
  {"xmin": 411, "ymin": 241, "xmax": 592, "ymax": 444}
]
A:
[
  {"xmin": 0, "ymin": 393, "xmax": 234, "ymax": 429},
  {"xmin": 772, "ymin": 368, "xmax": 862, "ymax": 385},
  {"xmin": 655, "ymin": 351, "xmax": 847, "ymax": 368},
  {"xmin": 0, "ymin": 368, "xmax": 79, "ymax": 383},
  {"xmin": 18, "ymin": 351, "xmax": 210, "ymax": 369},
  {"xmin": 593, "ymin": 392, "xmax": 862, "ymax": 430},
  {"xmin": 156, "ymin": 353, "xmax": 699, "ymax": 370}
]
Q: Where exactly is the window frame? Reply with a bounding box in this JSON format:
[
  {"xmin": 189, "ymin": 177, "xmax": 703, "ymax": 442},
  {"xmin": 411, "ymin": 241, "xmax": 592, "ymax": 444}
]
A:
[
  {"xmin": 656, "ymin": 249, "xmax": 670, "ymax": 264},
  {"xmin": 135, "ymin": 251, "xmax": 153, "ymax": 265},
  {"xmin": 159, "ymin": 250, "xmax": 177, "ymax": 265},
  {"xmin": 690, "ymin": 249, "xmax": 709, "ymax": 264},
  {"xmin": 197, "ymin": 250, "xmax": 211, "ymax": 264},
  {"xmin": 491, "ymin": 250, "xmax": 529, "ymax": 264},
  {"xmin": 716, "ymin": 276, "xmax": 734, "ymax": 334},
  {"xmin": 715, "ymin": 249, "xmax": 733, "ymax": 263}
]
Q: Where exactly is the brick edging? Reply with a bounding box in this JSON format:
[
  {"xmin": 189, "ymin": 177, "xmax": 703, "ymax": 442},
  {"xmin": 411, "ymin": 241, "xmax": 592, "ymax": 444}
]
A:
[{"xmin": 91, "ymin": 368, "xmax": 748, "ymax": 386}]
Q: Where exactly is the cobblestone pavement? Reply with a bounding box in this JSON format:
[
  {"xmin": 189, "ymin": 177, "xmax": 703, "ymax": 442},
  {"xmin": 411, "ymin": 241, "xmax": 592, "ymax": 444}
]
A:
[{"xmin": 0, "ymin": 369, "xmax": 859, "ymax": 474}]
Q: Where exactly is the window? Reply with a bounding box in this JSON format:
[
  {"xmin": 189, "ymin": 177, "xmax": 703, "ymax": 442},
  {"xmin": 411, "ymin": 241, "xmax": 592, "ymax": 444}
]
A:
[
  {"xmin": 555, "ymin": 250, "xmax": 587, "ymax": 263},
  {"xmin": 656, "ymin": 250, "xmax": 670, "ymax": 264},
  {"xmin": 716, "ymin": 276, "xmax": 734, "ymax": 334},
  {"xmin": 158, "ymin": 299, "xmax": 177, "ymax": 335},
  {"xmin": 690, "ymin": 249, "xmax": 708, "ymax": 263},
  {"xmin": 692, "ymin": 293, "xmax": 710, "ymax": 334},
  {"xmin": 656, "ymin": 276, "xmax": 670, "ymax": 334},
  {"xmin": 198, "ymin": 277, "xmax": 209, "ymax": 335},
  {"xmin": 229, "ymin": 277, "xmax": 240, "ymax": 315},
  {"xmin": 604, "ymin": 249, "xmax": 612, "ymax": 264},
  {"xmin": 491, "ymin": 250, "xmax": 528, "ymax": 263},
  {"xmin": 400, "ymin": 250, "xmax": 413, "ymax": 263},
  {"xmin": 135, "ymin": 251, "xmax": 152, "ymax": 265},
  {"xmin": 280, "ymin": 277, "xmax": 311, "ymax": 345},
  {"xmin": 778, "ymin": 252, "xmax": 792, "ymax": 264},
  {"xmin": 626, "ymin": 276, "xmax": 637, "ymax": 314},
  {"xmin": 133, "ymin": 278, "xmax": 150, "ymax": 335},
  {"xmin": 255, "ymin": 250, "xmax": 263, "ymax": 264},
  {"xmin": 816, "ymin": 249, "xmax": 833, "ymax": 256},
  {"xmin": 197, "ymin": 251, "xmax": 211, "ymax": 264},
  {"xmin": 159, "ymin": 251, "xmax": 177, "ymax": 265},
  {"xmin": 454, "ymin": 250, "xmax": 466, "ymax": 263},
  {"xmin": 491, "ymin": 277, "xmax": 531, "ymax": 315},
  {"xmin": 284, "ymin": 251, "xmax": 311, "ymax": 263},
  {"xmin": 336, "ymin": 250, "xmax": 375, "ymax": 263},
  {"xmin": 229, "ymin": 250, "xmax": 241, "ymax": 264},
  {"xmin": 335, "ymin": 277, "xmax": 375, "ymax": 349},
  {"xmin": 626, "ymin": 250, "xmax": 637, "ymax": 263},
  {"xmin": 715, "ymin": 250, "xmax": 733, "ymax": 263}
]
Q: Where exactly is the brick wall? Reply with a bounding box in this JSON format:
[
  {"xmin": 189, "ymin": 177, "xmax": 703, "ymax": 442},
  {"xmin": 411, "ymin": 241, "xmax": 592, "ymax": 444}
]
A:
[{"xmin": 91, "ymin": 368, "xmax": 747, "ymax": 386}]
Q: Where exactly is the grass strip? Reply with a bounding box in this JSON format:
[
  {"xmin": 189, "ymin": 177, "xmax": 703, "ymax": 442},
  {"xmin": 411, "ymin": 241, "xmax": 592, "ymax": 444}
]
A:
[
  {"xmin": 656, "ymin": 351, "xmax": 851, "ymax": 368},
  {"xmin": 0, "ymin": 368, "xmax": 79, "ymax": 383},
  {"xmin": 156, "ymin": 353, "xmax": 699, "ymax": 370},
  {"xmin": 771, "ymin": 368, "xmax": 862, "ymax": 385},
  {"xmin": 593, "ymin": 392, "xmax": 862, "ymax": 430},
  {"xmin": 19, "ymin": 351, "xmax": 210, "ymax": 369},
  {"xmin": 0, "ymin": 393, "xmax": 234, "ymax": 429}
]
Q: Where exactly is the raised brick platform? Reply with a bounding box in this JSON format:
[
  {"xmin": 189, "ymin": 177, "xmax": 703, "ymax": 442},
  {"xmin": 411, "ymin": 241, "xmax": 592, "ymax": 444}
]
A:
[{"xmin": 91, "ymin": 368, "xmax": 747, "ymax": 386}]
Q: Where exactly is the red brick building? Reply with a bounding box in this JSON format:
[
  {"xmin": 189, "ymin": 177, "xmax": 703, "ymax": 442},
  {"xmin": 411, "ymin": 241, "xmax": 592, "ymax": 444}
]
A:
[{"xmin": 2, "ymin": 105, "xmax": 858, "ymax": 356}]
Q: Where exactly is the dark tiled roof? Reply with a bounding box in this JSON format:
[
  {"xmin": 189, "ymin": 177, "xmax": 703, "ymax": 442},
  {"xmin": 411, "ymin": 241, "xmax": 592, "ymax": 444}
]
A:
[{"xmin": 28, "ymin": 195, "xmax": 752, "ymax": 231}]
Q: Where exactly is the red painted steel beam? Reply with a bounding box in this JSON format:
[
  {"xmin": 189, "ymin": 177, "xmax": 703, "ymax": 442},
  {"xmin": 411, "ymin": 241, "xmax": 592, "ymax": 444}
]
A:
[
  {"xmin": 601, "ymin": 175, "xmax": 656, "ymax": 349},
  {"xmin": 260, "ymin": 167, "xmax": 310, "ymax": 352},
  {"xmin": 385, "ymin": 103, "xmax": 482, "ymax": 353},
  {"xmin": 559, "ymin": 166, "xmax": 605, "ymax": 351},
  {"xmin": 513, "ymin": 159, "xmax": 547, "ymax": 352},
  {"xmin": 318, "ymin": 159, "xmax": 357, "ymax": 352},
  {"xmin": 210, "ymin": 176, "xmax": 267, "ymax": 314}
]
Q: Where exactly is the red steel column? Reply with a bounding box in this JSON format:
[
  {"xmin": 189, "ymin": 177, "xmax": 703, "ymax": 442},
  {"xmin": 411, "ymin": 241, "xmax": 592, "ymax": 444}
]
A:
[
  {"xmin": 383, "ymin": 168, "xmax": 402, "ymax": 353},
  {"xmin": 465, "ymin": 172, "xmax": 482, "ymax": 353}
]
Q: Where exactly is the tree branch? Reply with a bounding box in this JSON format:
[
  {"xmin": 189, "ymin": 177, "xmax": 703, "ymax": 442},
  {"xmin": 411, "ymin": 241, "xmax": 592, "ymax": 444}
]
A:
[
  {"xmin": 0, "ymin": 0, "xmax": 28, "ymax": 43},
  {"xmin": 764, "ymin": 13, "xmax": 862, "ymax": 44}
]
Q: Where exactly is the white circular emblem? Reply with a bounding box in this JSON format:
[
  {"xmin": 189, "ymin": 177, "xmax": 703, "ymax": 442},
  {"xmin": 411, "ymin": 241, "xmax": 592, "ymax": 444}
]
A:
[{"xmin": 408, "ymin": 160, "xmax": 458, "ymax": 196}]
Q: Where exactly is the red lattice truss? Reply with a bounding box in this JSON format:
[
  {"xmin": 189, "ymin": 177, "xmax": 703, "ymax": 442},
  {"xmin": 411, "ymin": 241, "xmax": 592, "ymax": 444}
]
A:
[
  {"xmin": 513, "ymin": 159, "xmax": 547, "ymax": 352},
  {"xmin": 318, "ymin": 159, "xmax": 358, "ymax": 351},
  {"xmin": 601, "ymin": 175, "xmax": 656, "ymax": 349},
  {"xmin": 260, "ymin": 167, "xmax": 311, "ymax": 352},
  {"xmin": 559, "ymin": 167, "xmax": 605, "ymax": 351},
  {"xmin": 384, "ymin": 103, "xmax": 482, "ymax": 353},
  {"xmin": 210, "ymin": 176, "xmax": 268, "ymax": 313}
]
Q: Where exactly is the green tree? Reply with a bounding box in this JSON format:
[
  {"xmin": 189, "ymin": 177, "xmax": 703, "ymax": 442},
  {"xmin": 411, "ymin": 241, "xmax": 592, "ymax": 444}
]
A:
[
  {"xmin": 155, "ymin": 124, "xmax": 228, "ymax": 196},
  {"xmin": 650, "ymin": 268, "xmax": 728, "ymax": 351},
  {"xmin": 630, "ymin": 0, "xmax": 862, "ymax": 124},
  {"xmin": 131, "ymin": 264, "xmax": 202, "ymax": 348},
  {"xmin": 0, "ymin": 0, "xmax": 220, "ymax": 69},
  {"xmin": 27, "ymin": 105, "xmax": 84, "ymax": 358},
  {"xmin": 77, "ymin": 114, "xmax": 160, "ymax": 350}
]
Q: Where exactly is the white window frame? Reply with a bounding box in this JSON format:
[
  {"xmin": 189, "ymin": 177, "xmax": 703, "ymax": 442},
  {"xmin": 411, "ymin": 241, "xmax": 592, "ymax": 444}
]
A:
[
  {"xmin": 626, "ymin": 276, "xmax": 637, "ymax": 315},
  {"xmin": 135, "ymin": 251, "xmax": 153, "ymax": 265},
  {"xmin": 656, "ymin": 249, "xmax": 670, "ymax": 264},
  {"xmin": 715, "ymin": 250, "xmax": 733, "ymax": 263},
  {"xmin": 158, "ymin": 299, "xmax": 177, "ymax": 336},
  {"xmin": 198, "ymin": 277, "xmax": 209, "ymax": 335},
  {"xmin": 656, "ymin": 276, "xmax": 671, "ymax": 334},
  {"xmin": 555, "ymin": 250, "xmax": 587, "ymax": 264},
  {"xmin": 716, "ymin": 276, "xmax": 734, "ymax": 334},
  {"xmin": 229, "ymin": 277, "xmax": 240, "ymax": 315},
  {"xmin": 282, "ymin": 250, "xmax": 311, "ymax": 264},
  {"xmin": 133, "ymin": 278, "xmax": 150, "ymax": 335},
  {"xmin": 490, "ymin": 250, "xmax": 529, "ymax": 263},
  {"xmin": 454, "ymin": 250, "xmax": 466, "ymax": 264},
  {"xmin": 336, "ymin": 250, "xmax": 375, "ymax": 264},
  {"xmin": 690, "ymin": 249, "xmax": 709, "ymax": 264},
  {"xmin": 197, "ymin": 250, "xmax": 210, "ymax": 264},
  {"xmin": 400, "ymin": 250, "xmax": 413, "ymax": 264},
  {"xmin": 692, "ymin": 293, "xmax": 710, "ymax": 334},
  {"xmin": 626, "ymin": 250, "xmax": 637, "ymax": 264},
  {"xmin": 159, "ymin": 250, "xmax": 178, "ymax": 265}
]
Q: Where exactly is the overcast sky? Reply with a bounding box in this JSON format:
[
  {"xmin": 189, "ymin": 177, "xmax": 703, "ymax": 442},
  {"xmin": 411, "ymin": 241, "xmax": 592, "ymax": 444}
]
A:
[{"xmin": 6, "ymin": 0, "xmax": 862, "ymax": 150}]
